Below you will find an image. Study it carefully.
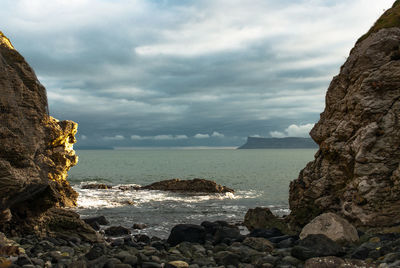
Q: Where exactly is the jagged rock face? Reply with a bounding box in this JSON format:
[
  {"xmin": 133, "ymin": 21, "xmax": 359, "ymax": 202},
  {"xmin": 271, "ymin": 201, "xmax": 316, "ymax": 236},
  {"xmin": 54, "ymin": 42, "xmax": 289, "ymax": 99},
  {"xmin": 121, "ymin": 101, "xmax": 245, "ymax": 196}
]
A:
[
  {"xmin": 289, "ymin": 8, "xmax": 400, "ymax": 228},
  {"xmin": 0, "ymin": 32, "xmax": 78, "ymax": 231}
]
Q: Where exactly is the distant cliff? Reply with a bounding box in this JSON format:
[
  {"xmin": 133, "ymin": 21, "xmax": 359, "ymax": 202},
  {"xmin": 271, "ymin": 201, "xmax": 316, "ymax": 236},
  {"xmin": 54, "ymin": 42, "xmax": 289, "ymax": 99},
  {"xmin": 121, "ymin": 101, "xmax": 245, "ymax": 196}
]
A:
[{"xmin": 238, "ymin": 137, "xmax": 318, "ymax": 149}]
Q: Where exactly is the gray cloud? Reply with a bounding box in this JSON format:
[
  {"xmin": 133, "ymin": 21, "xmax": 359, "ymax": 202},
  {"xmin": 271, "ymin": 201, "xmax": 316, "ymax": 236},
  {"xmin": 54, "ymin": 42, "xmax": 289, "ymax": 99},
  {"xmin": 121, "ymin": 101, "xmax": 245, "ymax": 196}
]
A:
[{"xmin": 0, "ymin": 0, "xmax": 394, "ymax": 147}]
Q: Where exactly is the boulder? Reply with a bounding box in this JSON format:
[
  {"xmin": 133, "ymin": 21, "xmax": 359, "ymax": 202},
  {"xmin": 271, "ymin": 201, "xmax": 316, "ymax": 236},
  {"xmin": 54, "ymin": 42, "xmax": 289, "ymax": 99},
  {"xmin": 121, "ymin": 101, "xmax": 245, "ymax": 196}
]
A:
[
  {"xmin": 244, "ymin": 207, "xmax": 290, "ymax": 233},
  {"xmin": 289, "ymin": 1, "xmax": 400, "ymax": 228},
  {"xmin": 0, "ymin": 32, "xmax": 96, "ymax": 241},
  {"xmin": 300, "ymin": 213, "xmax": 359, "ymax": 244},
  {"xmin": 291, "ymin": 234, "xmax": 344, "ymax": 261},
  {"xmin": 167, "ymin": 224, "xmax": 206, "ymax": 246},
  {"xmin": 141, "ymin": 178, "xmax": 234, "ymax": 193}
]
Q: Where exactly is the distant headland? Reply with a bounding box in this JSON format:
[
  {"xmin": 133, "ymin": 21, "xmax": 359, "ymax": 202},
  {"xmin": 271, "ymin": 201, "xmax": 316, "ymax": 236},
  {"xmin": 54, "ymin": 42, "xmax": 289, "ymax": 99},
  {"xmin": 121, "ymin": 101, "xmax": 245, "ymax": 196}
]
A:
[{"xmin": 238, "ymin": 136, "xmax": 318, "ymax": 149}]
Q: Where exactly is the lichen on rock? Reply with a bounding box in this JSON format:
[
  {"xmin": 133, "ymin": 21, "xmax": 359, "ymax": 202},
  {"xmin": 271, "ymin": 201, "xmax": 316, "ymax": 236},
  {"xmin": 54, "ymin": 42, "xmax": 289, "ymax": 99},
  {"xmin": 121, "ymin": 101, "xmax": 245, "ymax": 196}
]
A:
[{"xmin": 289, "ymin": 3, "xmax": 400, "ymax": 229}]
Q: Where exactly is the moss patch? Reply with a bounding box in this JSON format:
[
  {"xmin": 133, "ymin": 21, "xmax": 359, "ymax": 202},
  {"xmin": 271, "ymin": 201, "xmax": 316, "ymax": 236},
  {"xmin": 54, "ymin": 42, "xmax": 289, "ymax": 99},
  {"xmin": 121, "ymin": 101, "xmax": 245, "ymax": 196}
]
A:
[{"xmin": 357, "ymin": 0, "xmax": 400, "ymax": 43}]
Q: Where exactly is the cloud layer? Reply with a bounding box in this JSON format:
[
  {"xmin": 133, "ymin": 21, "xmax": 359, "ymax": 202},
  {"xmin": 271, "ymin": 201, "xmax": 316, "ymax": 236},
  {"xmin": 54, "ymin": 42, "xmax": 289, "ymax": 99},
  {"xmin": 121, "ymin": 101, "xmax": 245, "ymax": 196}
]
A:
[{"xmin": 0, "ymin": 0, "xmax": 394, "ymax": 147}]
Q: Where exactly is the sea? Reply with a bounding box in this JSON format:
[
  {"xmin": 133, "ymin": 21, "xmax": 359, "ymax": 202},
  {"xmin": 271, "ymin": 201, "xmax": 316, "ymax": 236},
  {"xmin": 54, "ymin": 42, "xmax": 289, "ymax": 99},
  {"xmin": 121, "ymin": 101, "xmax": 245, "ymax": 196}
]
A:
[{"xmin": 68, "ymin": 148, "xmax": 316, "ymax": 238}]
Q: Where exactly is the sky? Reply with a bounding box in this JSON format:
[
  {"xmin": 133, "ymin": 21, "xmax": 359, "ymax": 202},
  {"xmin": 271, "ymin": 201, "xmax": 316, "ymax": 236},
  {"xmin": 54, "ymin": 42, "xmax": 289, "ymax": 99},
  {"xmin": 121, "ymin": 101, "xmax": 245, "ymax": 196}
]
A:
[{"xmin": 1, "ymin": 0, "xmax": 395, "ymax": 147}]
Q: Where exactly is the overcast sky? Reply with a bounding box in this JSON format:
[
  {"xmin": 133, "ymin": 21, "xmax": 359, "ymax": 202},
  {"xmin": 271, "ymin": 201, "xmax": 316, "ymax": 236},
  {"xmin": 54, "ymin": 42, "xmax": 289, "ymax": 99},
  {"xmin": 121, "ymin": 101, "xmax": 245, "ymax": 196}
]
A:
[{"xmin": 1, "ymin": 0, "xmax": 394, "ymax": 147}]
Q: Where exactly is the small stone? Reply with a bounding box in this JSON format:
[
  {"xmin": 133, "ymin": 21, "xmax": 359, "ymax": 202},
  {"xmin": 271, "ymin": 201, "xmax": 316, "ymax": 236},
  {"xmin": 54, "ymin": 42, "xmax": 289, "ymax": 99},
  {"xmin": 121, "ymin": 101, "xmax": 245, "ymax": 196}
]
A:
[
  {"xmin": 243, "ymin": 237, "xmax": 274, "ymax": 252},
  {"xmin": 214, "ymin": 251, "xmax": 240, "ymax": 266},
  {"xmin": 370, "ymin": 237, "xmax": 381, "ymax": 243},
  {"xmin": 133, "ymin": 223, "xmax": 147, "ymax": 230},
  {"xmin": 85, "ymin": 244, "xmax": 106, "ymax": 261},
  {"xmin": 142, "ymin": 262, "xmax": 162, "ymax": 268},
  {"xmin": 166, "ymin": 260, "xmax": 189, "ymax": 268}
]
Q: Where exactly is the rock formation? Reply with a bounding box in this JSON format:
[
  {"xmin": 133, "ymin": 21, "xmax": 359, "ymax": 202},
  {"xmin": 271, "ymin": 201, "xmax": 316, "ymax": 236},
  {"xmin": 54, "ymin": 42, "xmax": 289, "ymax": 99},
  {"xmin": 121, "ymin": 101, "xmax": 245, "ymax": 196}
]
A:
[
  {"xmin": 142, "ymin": 178, "xmax": 234, "ymax": 193},
  {"xmin": 0, "ymin": 31, "xmax": 96, "ymax": 240},
  {"xmin": 289, "ymin": 1, "xmax": 400, "ymax": 228}
]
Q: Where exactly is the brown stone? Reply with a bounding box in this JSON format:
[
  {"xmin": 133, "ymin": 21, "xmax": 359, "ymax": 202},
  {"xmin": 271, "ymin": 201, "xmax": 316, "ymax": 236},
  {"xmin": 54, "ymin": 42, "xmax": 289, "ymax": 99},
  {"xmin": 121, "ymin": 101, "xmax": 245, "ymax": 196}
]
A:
[
  {"xmin": 289, "ymin": 3, "xmax": 400, "ymax": 228},
  {"xmin": 141, "ymin": 178, "xmax": 234, "ymax": 193},
  {"xmin": 300, "ymin": 213, "xmax": 359, "ymax": 244}
]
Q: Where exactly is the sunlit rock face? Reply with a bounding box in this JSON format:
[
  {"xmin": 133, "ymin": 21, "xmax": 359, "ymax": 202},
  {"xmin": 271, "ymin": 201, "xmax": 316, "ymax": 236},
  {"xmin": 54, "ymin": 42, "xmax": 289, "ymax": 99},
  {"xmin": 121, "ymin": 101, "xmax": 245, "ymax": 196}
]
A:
[
  {"xmin": 0, "ymin": 31, "xmax": 78, "ymax": 231},
  {"xmin": 289, "ymin": 2, "xmax": 400, "ymax": 228}
]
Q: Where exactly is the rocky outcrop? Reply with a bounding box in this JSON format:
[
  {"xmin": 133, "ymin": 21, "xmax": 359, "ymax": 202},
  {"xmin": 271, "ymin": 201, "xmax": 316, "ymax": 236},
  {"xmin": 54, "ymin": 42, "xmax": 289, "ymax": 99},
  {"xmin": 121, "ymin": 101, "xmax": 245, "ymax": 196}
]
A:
[
  {"xmin": 0, "ymin": 31, "xmax": 95, "ymax": 240},
  {"xmin": 142, "ymin": 178, "xmax": 234, "ymax": 193},
  {"xmin": 289, "ymin": 1, "xmax": 400, "ymax": 228}
]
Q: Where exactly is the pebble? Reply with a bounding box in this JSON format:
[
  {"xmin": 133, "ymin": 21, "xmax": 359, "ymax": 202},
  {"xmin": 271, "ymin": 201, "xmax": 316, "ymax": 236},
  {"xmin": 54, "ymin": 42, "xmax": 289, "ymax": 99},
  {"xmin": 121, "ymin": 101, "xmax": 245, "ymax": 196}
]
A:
[{"xmin": 1, "ymin": 219, "xmax": 400, "ymax": 268}]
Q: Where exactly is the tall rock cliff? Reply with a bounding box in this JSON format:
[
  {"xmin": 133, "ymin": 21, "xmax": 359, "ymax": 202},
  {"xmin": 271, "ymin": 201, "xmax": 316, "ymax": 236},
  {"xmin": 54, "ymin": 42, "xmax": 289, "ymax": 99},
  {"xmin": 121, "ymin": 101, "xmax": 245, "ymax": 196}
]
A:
[
  {"xmin": 289, "ymin": 1, "xmax": 400, "ymax": 228},
  {"xmin": 0, "ymin": 32, "xmax": 96, "ymax": 240}
]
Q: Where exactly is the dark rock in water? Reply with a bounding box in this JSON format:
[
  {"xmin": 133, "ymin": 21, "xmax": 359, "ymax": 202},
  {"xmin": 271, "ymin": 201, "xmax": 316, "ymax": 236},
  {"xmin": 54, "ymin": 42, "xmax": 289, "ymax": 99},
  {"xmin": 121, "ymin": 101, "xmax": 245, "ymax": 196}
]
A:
[
  {"xmin": 291, "ymin": 234, "xmax": 344, "ymax": 261},
  {"xmin": 135, "ymin": 234, "xmax": 150, "ymax": 244},
  {"xmin": 81, "ymin": 184, "xmax": 112, "ymax": 190},
  {"xmin": 0, "ymin": 31, "xmax": 97, "ymax": 241},
  {"xmin": 141, "ymin": 178, "xmax": 234, "ymax": 193},
  {"xmin": 132, "ymin": 223, "xmax": 147, "ymax": 230},
  {"xmin": 249, "ymin": 228, "xmax": 284, "ymax": 239},
  {"xmin": 244, "ymin": 207, "xmax": 289, "ymax": 233},
  {"xmin": 289, "ymin": 1, "xmax": 400, "ymax": 228},
  {"xmin": 118, "ymin": 185, "xmax": 141, "ymax": 191},
  {"xmin": 167, "ymin": 224, "xmax": 206, "ymax": 246},
  {"xmin": 83, "ymin": 216, "xmax": 109, "ymax": 226},
  {"xmin": 105, "ymin": 226, "xmax": 131, "ymax": 236}
]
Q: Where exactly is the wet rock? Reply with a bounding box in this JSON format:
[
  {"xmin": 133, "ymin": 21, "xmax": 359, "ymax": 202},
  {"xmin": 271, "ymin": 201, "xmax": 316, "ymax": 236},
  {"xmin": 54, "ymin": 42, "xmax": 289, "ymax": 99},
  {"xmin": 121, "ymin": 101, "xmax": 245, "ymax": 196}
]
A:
[
  {"xmin": 105, "ymin": 226, "xmax": 131, "ymax": 236},
  {"xmin": 244, "ymin": 208, "xmax": 289, "ymax": 233},
  {"xmin": 289, "ymin": 1, "xmax": 400, "ymax": 228},
  {"xmin": 300, "ymin": 213, "xmax": 359, "ymax": 244},
  {"xmin": 167, "ymin": 224, "xmax": 206, "ymax": 246},
  {"xmin": 141, "ymin": 178, "xmax": 234, "ymax": 193},
  {"xmin": 81, "ymin": 184, "xmax": 112, "ymax": 189},
  {"xmin": 135, "ymin": 234, "xmax": 151, "ymax": 244},
  {"xmin": 291, "ymin": 234, "xmax": 344, "ymax": 261}
]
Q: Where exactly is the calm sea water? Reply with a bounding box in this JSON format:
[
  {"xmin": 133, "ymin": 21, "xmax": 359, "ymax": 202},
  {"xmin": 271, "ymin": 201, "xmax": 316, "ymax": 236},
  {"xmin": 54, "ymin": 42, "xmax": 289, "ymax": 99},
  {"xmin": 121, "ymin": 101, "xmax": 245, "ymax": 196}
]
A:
[{"xmin": 69, "ymin": 149, "xmax": 316, "ymax": 237}]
